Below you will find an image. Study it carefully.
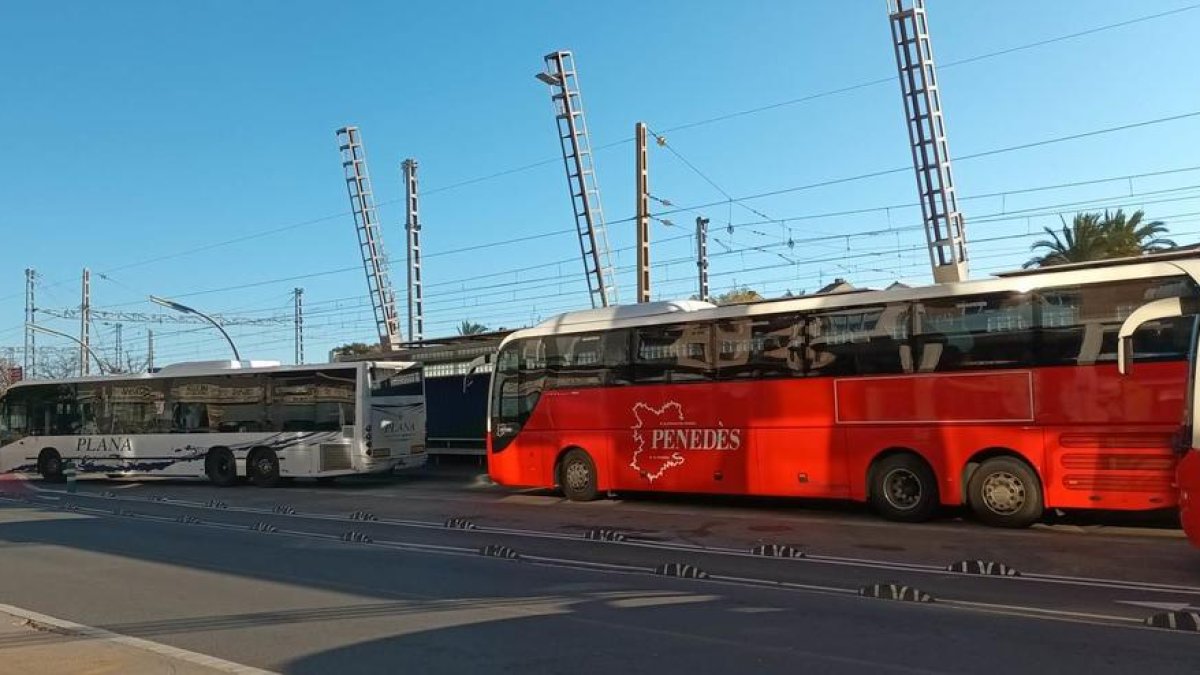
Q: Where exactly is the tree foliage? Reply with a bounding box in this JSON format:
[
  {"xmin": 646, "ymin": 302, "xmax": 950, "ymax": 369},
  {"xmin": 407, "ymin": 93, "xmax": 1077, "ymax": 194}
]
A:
[
  {"xmin": 712, "ymin": 287, "xmax": 764, "ymax": 305},
  {"xmin": 331, "ymin": 342, "xmax": 375, "ymax": 357},
  {"xmin": 1025, "ymin": 209, "xmax": 1175, "ymax": 268},
  {"xmin": 457, "ymin": 320, "xmax": 489, "ymax": 335}
]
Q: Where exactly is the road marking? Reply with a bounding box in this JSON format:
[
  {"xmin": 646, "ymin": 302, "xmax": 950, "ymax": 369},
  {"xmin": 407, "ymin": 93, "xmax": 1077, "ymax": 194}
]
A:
[
  {"xmin": 1116, "ymin": 600, "xmax": 1200, "ymax": 612},
  {"xmin": 0, "ymin": 602, "xmax": 277, "ymax": 674},
  {"xmin": 35, "ymin": 487, "xmax": 1200, "ymax": 597}
]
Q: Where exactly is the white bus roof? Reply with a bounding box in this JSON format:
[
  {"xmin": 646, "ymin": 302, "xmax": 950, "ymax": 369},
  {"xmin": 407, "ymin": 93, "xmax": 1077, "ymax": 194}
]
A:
[
  {"xmin": 500, "ymin": 252, "xmax": 1200, "ymax": 345},
  {"xmin": 4, "ymin": 359, "xmax": 418, "ymax": 390}
]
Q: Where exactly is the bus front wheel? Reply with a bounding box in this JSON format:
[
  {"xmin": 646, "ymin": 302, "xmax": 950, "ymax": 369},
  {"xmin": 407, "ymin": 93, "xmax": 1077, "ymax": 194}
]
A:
[
  {"xmin": 205, "ymin": 448, "xmax": 239, "ymax": 487},
  {"xmin": 869, "ymin": 453, "xmax": 939, "ymax": 522},
  {"xmin": 967, "ymin": 457, "xmax": 1043, "ymax": 528},
  {"xmin": 37, "ymin": 449, "xmax": 64, "ymax": 483},
  {"xmin": 559, "ymin": 449, "xmax": 598, "ymax": 502}
]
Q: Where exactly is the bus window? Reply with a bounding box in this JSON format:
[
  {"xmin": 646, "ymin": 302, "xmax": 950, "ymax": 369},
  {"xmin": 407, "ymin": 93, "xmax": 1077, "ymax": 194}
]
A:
[
  {"xmin": 518, "ymin": 339, "xmax": 546, "ymax": 418},
  {"xmin": 808, "ymin": 303, "xmax": 911, "ymax": 376},
  {"xmin": 634, "ymin": 323, "xmax": 712, "ymax": 384},
  {"xmin": 914, "ymin": 293, "xmax": 1032, "ymax": 371},
  {"xmin": 0, "ymin": 390, "xmax": 29, "ymax": 439},
  {"xmin": 1038, "ymin": 277, "xmax": 1195, "ymax": 366},
  {"xmin": 715, "ymin": 315, "xmax": 803, "ymax": 379},
  {"xmin": 546, "ymin": 330, "xmax": 630, "ymax": 389}
]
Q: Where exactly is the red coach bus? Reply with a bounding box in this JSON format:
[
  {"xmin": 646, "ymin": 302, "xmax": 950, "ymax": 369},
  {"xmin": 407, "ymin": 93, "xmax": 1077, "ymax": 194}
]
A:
[{"xmin": 488, "ymin": 252, "xmax": 1200, "ymax": 527}]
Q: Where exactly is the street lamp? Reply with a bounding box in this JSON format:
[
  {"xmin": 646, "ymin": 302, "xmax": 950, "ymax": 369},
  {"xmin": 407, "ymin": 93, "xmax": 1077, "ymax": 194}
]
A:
[
  {"xmin": 25, "ymin": 323, "xmax": 112, "ymax": 374},
  {"xmin": 148, "ymin": 295, "xmax": 242, "ymax": 362}
]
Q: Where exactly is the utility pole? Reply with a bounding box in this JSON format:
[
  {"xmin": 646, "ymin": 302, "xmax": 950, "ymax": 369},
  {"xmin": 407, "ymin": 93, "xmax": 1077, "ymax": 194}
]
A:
[
  {"xmin": 80, "ymin": 268, "xmax": 91, "ymax": 376},
  {"xmin": 336, "ymin": 126, "xmax": 402, "ymax": 350},
  {"xmin": 114, "ymin": 323, "xmax": 123, "ymax": 372},
  {"xmin": 147, "ymin": 329, "xmax": 155, "ymax": 372},
  {"xmin": 696, "ymin": 217, "xmax": 710, "ymax": 302},
  {"xmin": 24, "ymin": 269, "xmax": 35, "ymax": 378},
  {"xmin": 537, "ymin": 50, "xmax": 618, "ymax": 307},
  {"xmin": 293, "ymin": 287, "xmax": 304, "ymax": 364},
  {"xmin": 888, "ymin": 0, "xmax": 967, "ymax": 283},
  {"xmin": 635, "ymin": 122, "xmax": 651, "ymax": 303},
  {"xmin": 403, "ymin": 158, "xmax": 424, "ymax": 343}
]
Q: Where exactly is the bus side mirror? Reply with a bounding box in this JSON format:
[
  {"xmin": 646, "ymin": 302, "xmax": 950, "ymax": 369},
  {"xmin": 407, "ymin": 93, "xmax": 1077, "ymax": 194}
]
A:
[{"xmin": 1118, "ymin": 336, "xmax": 1134, "ymax": 376}]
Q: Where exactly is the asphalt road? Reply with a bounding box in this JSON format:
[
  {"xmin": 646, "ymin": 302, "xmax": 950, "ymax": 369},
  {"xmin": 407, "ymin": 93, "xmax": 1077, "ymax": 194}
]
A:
[{"xmin": 1, "ymin": 468, "xmax": 1198, "ymax": 674}]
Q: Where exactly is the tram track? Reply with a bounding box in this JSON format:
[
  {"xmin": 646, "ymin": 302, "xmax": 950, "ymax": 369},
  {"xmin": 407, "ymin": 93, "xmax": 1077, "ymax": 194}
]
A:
[
  {"xmin": 7, "ymin": 488, "xmax": 1200, "ymax": 631},
  {"xmin": 27, "ymin": 486, "xmax": 1200, "ymax": 598}
]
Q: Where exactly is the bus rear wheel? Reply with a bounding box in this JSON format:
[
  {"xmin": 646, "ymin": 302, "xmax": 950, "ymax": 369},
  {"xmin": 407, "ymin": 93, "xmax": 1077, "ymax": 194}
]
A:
[
  {"xmin": 248, "ymin": 449, "xmax": 282, "ymax": 488},
  {"xmin": 37, "ymin": 449, "xmax": 64, "ymax": 483},
  {"xmin": 559, "ymin": 449, "xmax": 598, "ymax": 502},
  {"xmin": 869, "ymin": 453, "xmax": 939, "ymax": 522},
  {"xmin": 205, "ymin": 448, "xmax": 239, "ymax": 487},
  {"xmin": 967, "ymin": 457, "xmax": 1043, "ymax": 528}
]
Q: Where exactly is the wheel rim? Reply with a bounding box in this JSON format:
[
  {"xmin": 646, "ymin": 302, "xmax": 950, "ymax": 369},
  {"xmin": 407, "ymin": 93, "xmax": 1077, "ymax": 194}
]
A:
[
  {"xmin": 564, "ymin": 460, "xmax": 591, "ymax": 492},
  {"xmin": 981, "ymin": 471, "xmax": 1026, "ymax": 515},
  {"xmin": 215, "ymin": 455, "xmax": 233, "ymax": 477},
  {"xmin": 255, "ymin": 457, "xmax": 274, "ymax": 476},
  {"xmin": 882, "ymin": 468, "xmax": 923, "ymax": 511}
]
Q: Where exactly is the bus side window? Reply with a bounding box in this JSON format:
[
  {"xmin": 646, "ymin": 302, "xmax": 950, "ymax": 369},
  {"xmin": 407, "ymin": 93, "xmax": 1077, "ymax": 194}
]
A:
[
  {"xmin": 1037, "ymin": 277, "xmax": 1196, "ymax": 366},
  {"xmin": 808, "ymin": 303, "xmax": 910, "ymax": 376},
  {"xmin": 634, "ymin": 324, "xmax": 712, "ymax": 384},
  {"xmin": 914, "ymin": 293, "xmax": 1031, "ymax": 371},
  {"xmin": 715, "ymin": 316, "xmax": 803, "ymax": 379}
]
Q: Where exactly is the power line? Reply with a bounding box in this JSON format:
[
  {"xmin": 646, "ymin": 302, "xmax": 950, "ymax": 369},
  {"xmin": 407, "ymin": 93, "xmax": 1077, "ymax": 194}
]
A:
[
  {"xmin": 419, "ymin": 3, "xmax": 1200, "ymax": 196},
  {"xmin": 4, "ymin": 0, "xmax": 1181, "ymax": 294}
]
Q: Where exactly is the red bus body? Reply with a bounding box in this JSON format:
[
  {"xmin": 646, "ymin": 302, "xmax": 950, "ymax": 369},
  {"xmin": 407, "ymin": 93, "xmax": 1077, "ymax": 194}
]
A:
[
  {"xmin": 489, "ymin": 362, "xmax": 1184, "ymax": 511},
  {"xmin": 489, "ymin": 254, "xmax": 1200, "ymax": 525}
]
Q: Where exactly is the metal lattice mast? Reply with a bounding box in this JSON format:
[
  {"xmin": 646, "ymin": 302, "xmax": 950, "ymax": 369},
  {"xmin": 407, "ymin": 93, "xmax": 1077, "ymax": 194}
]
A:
[
  {"xmin": 695, "ymin": 217, "xmax": 710, "ymax": 302},
  {"xmin": 294, "ymin": 287, "xmax": 304, "ymax": 364},
  {"xmin": 147, "ymin": 329, "xmax": 154, "ymax": 372},
  {"xmin": 537, "ymin": 50, "xmax": 618, "ymax": 308},
  {"xmin": 79, "ymin": 268, "xmax": 91, "ymax": 376},
  {"xmin": 114, "ymin": 323, "xmax": 123, "ymax": 371},
  {"xmin": 23, "ymin": 269, "xmax": 35, "ymax": 378},
  {"xmin": 888, "ymin": 0, "xmax": 968, "ymax": 283},
  {"xmin": 402, "ymin": 159, "xmax": 424, "ymax": 342},
  {"xmin": 635, "ymin": 122, "xmax": 650, "ymax": 303},
  {"xmin": 336, "ymin": 126, "xmax": 402, "ymax": 350}
]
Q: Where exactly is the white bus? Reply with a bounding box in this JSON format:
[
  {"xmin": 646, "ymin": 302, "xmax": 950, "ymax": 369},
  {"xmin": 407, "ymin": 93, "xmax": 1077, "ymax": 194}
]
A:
[{"xmin": 0, "ymin": 359, "xmax": 426, "ymax": 486}]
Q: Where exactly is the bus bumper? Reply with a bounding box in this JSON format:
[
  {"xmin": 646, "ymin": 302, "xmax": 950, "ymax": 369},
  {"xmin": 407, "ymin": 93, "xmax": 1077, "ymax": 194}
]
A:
[{"xmin": 1178, "ymin": 450, "xmax": 1200, "ymax": 549}]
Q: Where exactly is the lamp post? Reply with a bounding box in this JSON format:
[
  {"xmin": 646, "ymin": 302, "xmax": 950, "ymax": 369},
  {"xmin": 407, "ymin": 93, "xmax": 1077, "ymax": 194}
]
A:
[
  {"xmin": 25, "ymin": 323, "xmax": 112, "ymax": 374},
  {"xmin": 148, "ymin": 296, "xmax": 242, "ymax": 362}
]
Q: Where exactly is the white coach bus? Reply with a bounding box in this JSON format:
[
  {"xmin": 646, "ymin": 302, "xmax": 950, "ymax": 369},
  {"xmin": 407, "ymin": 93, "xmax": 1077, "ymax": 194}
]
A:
[{"xmin": 0, "ymin": 359, "xmax": 426, "ymax": 486}]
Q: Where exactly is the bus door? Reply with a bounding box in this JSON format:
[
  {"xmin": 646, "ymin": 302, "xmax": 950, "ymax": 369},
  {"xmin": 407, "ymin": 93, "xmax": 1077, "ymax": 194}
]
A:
[{"xmin": 1118, "ymin": 295, "xmax": 1200, "ymax": 547}]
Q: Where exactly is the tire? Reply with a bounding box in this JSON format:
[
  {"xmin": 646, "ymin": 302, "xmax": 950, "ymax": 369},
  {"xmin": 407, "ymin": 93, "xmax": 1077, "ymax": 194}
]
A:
[
  {"xmin": 967, "ymin": 457, "xmax": 1044, "ymax": 528},
  {"xmin": 37, "ymin": 449, "xmax": 64, "ymax": 483},
  {"xmin": 205, "ymin": 447, "xmax": 239, "ymax": 487},
  {"xmin": 248, "ymin": 449, "xmax": 282, "ymax": 488},
  {"xmin": 559, "ymin": 449, "xmax": 599, "ymax": 502},
  {"xmin": 869, "ymin": 453, "xmax": 939, "ymax": 522}
]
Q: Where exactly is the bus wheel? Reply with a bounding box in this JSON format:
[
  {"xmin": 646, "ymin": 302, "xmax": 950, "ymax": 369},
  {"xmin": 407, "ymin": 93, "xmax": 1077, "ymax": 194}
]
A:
[
  {"xmin": 559, "ymin": 449, "xmax": 598, "ymax": 502},
  {"xmin": 869, "ymin": 453, "xmax": 939, "ymax": 522},
  {"xmin": 205, "ymin": 448, "xmax": 239, "ymax": 487},
  {"xmin": 37, "ymin": 449, "xmax": 64, "ymax": 483},
  {"xmin": 967, "ymin": 457, "xmax": 1043, "ymax": 528},
  {"xmin": 248, "ymin": 449, "xmax": 282, "ymax": 488}
]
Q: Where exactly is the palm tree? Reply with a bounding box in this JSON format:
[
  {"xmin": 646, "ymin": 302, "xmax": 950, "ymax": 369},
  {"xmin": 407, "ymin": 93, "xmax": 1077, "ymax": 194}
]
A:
[
  {"xmin": 1098, "ymin": 209, "xmax": 1175, "ymax": 257},
  {"xmin": 1024, "ymin": 212, "xmax": 1109, "ymax": 268},
  {"xmin": 457, "ymin": 320, "xmax": 489, "ymax": 336}
]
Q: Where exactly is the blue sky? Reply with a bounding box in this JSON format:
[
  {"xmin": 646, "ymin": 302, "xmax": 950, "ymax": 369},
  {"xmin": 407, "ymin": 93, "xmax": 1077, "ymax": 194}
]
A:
[{"xmin": 2, "ymin": 0, "xmax": 1199, "ymax": 367}]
